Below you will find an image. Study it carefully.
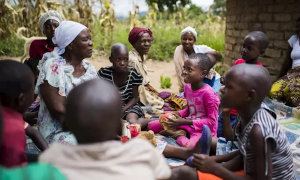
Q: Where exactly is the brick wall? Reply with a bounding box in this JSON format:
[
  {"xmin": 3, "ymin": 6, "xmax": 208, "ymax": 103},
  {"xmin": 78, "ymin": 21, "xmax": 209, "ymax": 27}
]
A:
[{"xmin": 225, "ymin": 0, "xmax": 300, "ymax": 80}]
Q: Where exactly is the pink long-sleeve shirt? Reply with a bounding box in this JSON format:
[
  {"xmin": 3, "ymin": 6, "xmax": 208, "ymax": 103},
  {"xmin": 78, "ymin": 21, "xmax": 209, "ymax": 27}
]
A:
[{"xmin": 179, "ymin": 84, "xmax": 220, "ymax": 137}]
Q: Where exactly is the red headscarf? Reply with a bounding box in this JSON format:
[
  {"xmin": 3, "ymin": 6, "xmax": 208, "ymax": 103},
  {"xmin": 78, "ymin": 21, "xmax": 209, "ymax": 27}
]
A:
[{"xmin": 128, "ymin": 27, "xmax": 154, "ymax": 46}]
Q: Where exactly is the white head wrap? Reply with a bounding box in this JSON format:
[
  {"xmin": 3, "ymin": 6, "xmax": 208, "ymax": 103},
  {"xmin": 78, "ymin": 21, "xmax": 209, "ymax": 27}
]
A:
[
  {"xmin": 181, "ymin": 26, "xmax": 197, "ymax": 41},
  {"xmin": 52, "ymin": 21, "xmax": 87, "ymax": 55},
  {"xmin": 38, "ymin": 10, "xmax": 63, "ymax": 33}
]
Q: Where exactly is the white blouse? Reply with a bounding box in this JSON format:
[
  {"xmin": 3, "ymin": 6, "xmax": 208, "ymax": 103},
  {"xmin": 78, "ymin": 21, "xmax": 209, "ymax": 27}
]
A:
[{"xmin": 288, "ymin": 35, "xmax": 300, "ymax": 68}]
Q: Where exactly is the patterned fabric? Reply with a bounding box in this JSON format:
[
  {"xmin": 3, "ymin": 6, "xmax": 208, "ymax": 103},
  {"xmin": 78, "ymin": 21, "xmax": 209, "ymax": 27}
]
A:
[
  {"xmin": 27, "ymin": 99, "xmax": 40, "ymax": 112},
  {"xmin": 145, "ymin": 84, "xmax": 187, "ymax": 111},
  {"xmin": 269, "ymin": 66, "xmax": 300, "ymax": 107},
  {"xmin": 98, "ymin": 66, "xmax": 145, "ymax": 118},
  {"xmin": 215, "ymin": 137, "xmax": 239, "ymax": 156},
  {"xmin": 35, "ymin": 51, "xmax": 98, "ymax": 145},
  {"xmin": 235, "ymin": 108, "xmax": 296, "ymax": 179}
]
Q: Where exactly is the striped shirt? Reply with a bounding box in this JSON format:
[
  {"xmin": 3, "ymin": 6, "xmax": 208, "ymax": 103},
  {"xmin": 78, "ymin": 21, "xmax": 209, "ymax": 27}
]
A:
[
  {"xmin": 98, "ymin": 66, "xmax": 143, "ymax": 104},
  {"xmin": 235, "ymin": 108, "xmax": 295, "ymax": 180}
]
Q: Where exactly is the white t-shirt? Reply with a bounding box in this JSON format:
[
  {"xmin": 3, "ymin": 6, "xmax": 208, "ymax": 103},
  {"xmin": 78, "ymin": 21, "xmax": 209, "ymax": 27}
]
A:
[
  {"xmin": 39, "ymin": 138, "xmax": 171, "ymax": 180},
  {"xmin": 288, "ymin": 35, "xmax": 300, "ymax": 68}
]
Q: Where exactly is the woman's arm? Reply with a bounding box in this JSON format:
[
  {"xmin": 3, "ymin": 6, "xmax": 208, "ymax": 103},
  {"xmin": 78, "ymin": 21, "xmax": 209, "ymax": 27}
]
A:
[
  {"xmin": 123, "ymin": 85, "xmax": 139, "ymax": 112},
  {"xmin": 40, "ymin": 80, "xmax": 66, "ymax": 124},
  {"xmin": 25, "ymin": 126, "xmax": 48, "ymax": 151},
  {"xmin": 277, "ymin": 46, "xmax": 292, "ymax": 80}
]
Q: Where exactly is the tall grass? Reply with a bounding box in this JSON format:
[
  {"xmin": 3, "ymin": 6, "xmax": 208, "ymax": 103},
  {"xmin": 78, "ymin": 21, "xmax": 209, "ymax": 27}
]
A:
[{"xmin": 0, "ymin": 19, "xmax": 225, "ymax": 61}]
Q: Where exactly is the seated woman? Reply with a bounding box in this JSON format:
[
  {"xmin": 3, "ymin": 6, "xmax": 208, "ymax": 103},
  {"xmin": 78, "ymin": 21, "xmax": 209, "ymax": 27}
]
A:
[
  {"xmin": 269, "ymin": 17, "xmax": 300, "ymax": 107},
  {"xmin": 35, "ymin": 21, "xmax": 98, "ymax": 145},
  {"xmin": 173, "ymin": 26, "xmax": 222, "ymax": 94},
  {"xmin": 29, "ymin": 10, "xmax": 63, "ymax": 60},
  {"xmin": 98, "ymin": 43, "xmax": 144, "ymax": 124},
  {"xmin": 128, "ymin": 27, "xmax": 186, "ymax": 114}
]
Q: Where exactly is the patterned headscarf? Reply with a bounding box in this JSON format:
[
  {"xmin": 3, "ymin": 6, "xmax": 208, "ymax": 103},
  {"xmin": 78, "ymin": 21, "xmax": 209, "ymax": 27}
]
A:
[
  {"xmin": 52, "ymin": 21, "xmax": 87, "ymax": 55},
  {"xmin": 181, "ymin": 26, "xmax": 197, "ymax": 41},
  {"xmin": 128, "ymin": 27, "xmax": 154, "ymax": 46},
  {"xmin": 38, "ymin": 10, "xmax": 63, "ymax": 33}
]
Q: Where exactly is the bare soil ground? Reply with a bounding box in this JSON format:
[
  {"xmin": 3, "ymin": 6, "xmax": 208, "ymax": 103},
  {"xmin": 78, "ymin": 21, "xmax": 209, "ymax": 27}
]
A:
[{"xmin": 0, "ymin": 56, "xmax": 179, "ymax": 94}]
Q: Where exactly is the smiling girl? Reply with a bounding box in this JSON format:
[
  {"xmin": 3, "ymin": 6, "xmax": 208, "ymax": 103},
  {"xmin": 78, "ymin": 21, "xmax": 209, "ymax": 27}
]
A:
[{"xmin": 148, "ymin": 53, "xmax": 220, "ymax": 147}]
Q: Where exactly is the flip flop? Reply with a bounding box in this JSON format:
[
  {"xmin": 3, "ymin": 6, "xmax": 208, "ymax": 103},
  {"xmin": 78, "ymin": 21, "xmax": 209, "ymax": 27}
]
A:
[{"xmin": 186, "ymin": 125, "xmax": 212, "ymax": 167}]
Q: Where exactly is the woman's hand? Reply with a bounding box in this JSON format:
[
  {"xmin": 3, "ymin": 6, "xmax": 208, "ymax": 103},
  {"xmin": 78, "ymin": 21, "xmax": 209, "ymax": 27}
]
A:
[{"xmin": 193, "ymin": 154, "xmax": 220, "ymax": 174}]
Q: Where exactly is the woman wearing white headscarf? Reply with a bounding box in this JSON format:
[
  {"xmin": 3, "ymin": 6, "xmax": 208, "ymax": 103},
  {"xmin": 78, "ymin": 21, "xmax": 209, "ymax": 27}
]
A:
[
  {"xmin": 29, "ymin": 10, "xmax": 63, "ymax": 60},
  {"xmin": 35, "ymin": 21, "xmax": 98, "ymax": 145},
  {"xmin": 173, "ymin": 26, "xmax": 222, "ymax": 94}
]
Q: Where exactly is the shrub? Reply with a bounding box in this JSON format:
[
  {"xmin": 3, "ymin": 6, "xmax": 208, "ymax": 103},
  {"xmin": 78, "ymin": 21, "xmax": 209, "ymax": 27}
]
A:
[{"xmin": 160, "ymin": 75, "xmax": 172, "ymax": 89}]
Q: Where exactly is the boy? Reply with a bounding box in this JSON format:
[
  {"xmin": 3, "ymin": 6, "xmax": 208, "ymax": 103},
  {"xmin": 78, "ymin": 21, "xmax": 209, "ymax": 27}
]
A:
[
  {"xmin": 178, "ymin": 64, "xmax": 295, "ymax": 180},
  {"xmin": 39, "ymin": 79, "xmax": 172, "ymax": 180},
  {"xmin": 218, "ymin": 31, "xmax": 269, "ymax": 140},
  {"xmin": 0, "ymin": 60, "xmax": 47, "ymax": 167}
]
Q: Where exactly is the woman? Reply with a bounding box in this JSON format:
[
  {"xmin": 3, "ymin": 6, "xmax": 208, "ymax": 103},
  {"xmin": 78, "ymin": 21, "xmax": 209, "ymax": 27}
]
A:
[
  {"xmin": 173, "ymin": 26, "xmax": 222, "ymax": 94},
  {"xmin": 128, "ymin": 27, "xmax": 186, "ymax": 113},
  {"xmin": 269, "ymin": 17, "xmax": 300, "ymax": 107},
  {"xmin": 29, "ymin": 10, "xmax": 63, "ymax": 60},
  {"xmin": 35, "ymin": 21, "xmax": 98, "ymax": 145}
]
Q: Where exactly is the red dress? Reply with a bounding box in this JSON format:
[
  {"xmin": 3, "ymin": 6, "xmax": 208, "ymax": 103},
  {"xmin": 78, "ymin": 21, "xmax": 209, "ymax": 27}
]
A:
[
  {"xmin": 29, "ymin": 39, "xmax": 53, "ymax": 60},
  {"xmin": 230, "ymin": 59, "xmax": 263, "ymax": 115},
  {"xmin": 0, "ymin": 106, "xmax": 27, "ymax": 168}
]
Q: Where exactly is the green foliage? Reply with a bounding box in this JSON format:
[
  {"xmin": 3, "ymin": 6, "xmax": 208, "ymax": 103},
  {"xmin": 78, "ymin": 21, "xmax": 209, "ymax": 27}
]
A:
[
  {"xmin": 92, "ymin": 18, "xmax": 225, "ymax": 61},
  {"xmin": 0, "ymin": 35, "xmax": 24, "ymax": 56},
  {"xmin": 145, "ymin": 0, "xmax": 191, "ymax": 12},
  {"xmin": 160, "ymin": 75, "xmax": 172, "ymax": 89}
]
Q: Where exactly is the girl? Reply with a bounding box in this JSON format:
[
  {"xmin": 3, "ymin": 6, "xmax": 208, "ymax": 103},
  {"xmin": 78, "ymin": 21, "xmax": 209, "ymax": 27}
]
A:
[
  {"xmin": 98, "ymin": 43, "xmax": 144, "ymax": 124},
  {"xmin": 148, "ymin": 53, "xmax": 220, "ymax": 147}
]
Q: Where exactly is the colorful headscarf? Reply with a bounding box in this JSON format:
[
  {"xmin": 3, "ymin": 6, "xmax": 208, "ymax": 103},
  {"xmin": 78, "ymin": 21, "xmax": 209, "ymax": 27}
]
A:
[
  {"xmin": 52, "ymin": 21, "xmax": 87, "ymax": 55},
  {"xmin": 38, "ymin": 10, "xmax": 63, "ymax": 33},
  {"xmin": 128, "ymin": 27, "xmax": 154, "ymax": 46},
  {"xmin": 181, "ymin": 26, "xmax": 197, "ymax": 41}
]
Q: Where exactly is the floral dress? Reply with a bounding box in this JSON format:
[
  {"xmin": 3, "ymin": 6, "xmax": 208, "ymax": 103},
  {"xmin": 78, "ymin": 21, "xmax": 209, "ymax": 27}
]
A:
[{"xmin": 35, "ymin": 52, "xmax": 98, "ymax": 145}]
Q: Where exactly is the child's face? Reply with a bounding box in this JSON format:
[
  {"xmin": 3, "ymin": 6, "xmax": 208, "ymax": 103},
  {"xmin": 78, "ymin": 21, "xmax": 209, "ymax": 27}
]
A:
[
  {"xmin": 110, "ymin": 49, "xmax": 129, "ymax": 73},
  {"xmin": 240, "ymin": 36, "xmax": 262, "ymax": 62},
  {"xmin": 181, "ymin": 33, "xmax": 195, "ymax": 52},
  {"xmin": 182, "ymin": 58, "xmax": 206, "ymax": 84},
  {"xmin": 219, "ymin": 70, "xmax": 248, "ymax": 109}
]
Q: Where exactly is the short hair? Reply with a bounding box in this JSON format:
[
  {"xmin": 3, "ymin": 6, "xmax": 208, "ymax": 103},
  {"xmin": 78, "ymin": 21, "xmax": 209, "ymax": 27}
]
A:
[
  {"xmin": 0, "ymin": 60, "xmax": 34, "ymax": 98},
  {"xmin": 24, "ymin": 58, "xmax": 39, "ymax": 74},
  {"xmin": 246, "ymin": 31, "xmax": 269, "ymax": 50},
  {"xmin": 188, "ymin": 53, "xmax": 212, "ymax": 71}
]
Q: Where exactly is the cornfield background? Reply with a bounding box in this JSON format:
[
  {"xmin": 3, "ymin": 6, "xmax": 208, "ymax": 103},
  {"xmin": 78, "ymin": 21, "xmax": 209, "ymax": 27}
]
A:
[{"xmin": 0, "ymin": 0, "xmax": 226, "ymax": 62}]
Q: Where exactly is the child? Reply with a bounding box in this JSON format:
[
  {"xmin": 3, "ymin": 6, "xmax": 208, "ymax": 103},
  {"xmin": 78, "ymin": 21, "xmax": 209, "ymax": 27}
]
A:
[
  {"xmin": 185, "ymin": 64, "xmax": 296, "ymax": 180},
  {"xmin": 98, "ymin": 43, "xmax": 144, "ymax": 124},
  {"xmin": 39, "ymin": 79, "xmax": 172, "ymax": 180},
  {"xmin": 218, "ymin": 31, "xmax": 269, "ymax": 139},
  {"xmin": 148, "ymin": 53, "xmax": 220, "ymax": 148},
  {"xmin": 0, "ymin": 60, "xmax": 48, "ymax": 168}
]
